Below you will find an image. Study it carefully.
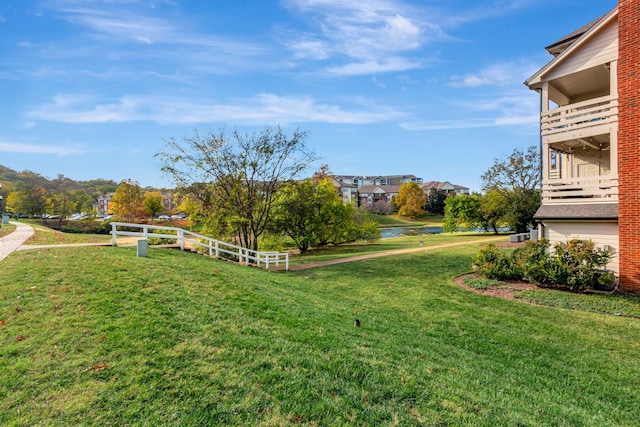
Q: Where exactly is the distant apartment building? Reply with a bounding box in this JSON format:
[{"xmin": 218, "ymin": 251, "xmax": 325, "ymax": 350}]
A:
[
  {"xmin": 330, "ymin": 174, "xmax": 468, "ymax": 207},
  {"xmin": 93, "ymin": 193, "xmax": 113, "ymax": 216},
  {"xmin": 420, "ymin": 181, "xmax": 470, "ymax": 197}
]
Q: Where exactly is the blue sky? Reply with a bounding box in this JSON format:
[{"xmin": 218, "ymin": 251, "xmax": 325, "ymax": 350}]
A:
[{"xmin": 0, "ymin": 0, "xmax": 617, "ymax": 191}]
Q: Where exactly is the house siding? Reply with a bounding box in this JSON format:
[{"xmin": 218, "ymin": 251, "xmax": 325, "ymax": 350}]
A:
[
  {"xmin": 542, "ymin": 221, "xmax": 619, "ymax": 273},
  {"xmin": 617, "ymin": 0, "xmax": 640, "ymax": 292},
  {"xmin": 545, "ymin": 21, "xmax": 618, "ymax": 81}
]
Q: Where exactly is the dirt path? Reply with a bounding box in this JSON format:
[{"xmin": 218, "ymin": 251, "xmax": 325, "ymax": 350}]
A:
[{"xmin": 287, "ymin": 236, "xmax": 506, "ymax": 271}]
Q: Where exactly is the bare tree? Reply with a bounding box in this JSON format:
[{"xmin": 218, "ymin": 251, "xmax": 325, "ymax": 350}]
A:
[{"xmin": 157, "ymin": 126, "xmax": 316, "ymax": 250}]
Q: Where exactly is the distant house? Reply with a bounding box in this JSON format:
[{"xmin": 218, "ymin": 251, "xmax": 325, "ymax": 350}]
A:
[
  {"xmin": 420, "ymin": 181, "xmax": 469, "ymax": 197},
  {"xmin": 93, "ymin": 193, "xmax": 113, "ymax": 216},
  {"xmin": 356, "ymin": 185, "xmax": 402, "ymax": 207},
  {"xmin": 332, "ymin": 174, "xmax": 423, "ymax": 205}
]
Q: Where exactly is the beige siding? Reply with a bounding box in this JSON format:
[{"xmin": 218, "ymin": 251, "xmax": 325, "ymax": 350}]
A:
[
  {"xmin": 542, "ymin": 220, "xmax": 619, "ymax": 273},
  {"xmin": 545, "ymin": 21, "xmax": 618, "ymax": 81}
]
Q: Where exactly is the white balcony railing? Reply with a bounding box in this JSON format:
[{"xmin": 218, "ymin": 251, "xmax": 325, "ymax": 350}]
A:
[
  {"xmin": 542, "ymin": 175, "xmax": 618, "ymax": 204},
  {"xmin": 542, "ymin": 95, "xmax": 617, "ymax": 139}
]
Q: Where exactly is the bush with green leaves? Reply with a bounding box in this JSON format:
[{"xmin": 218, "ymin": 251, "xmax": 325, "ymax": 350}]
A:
[
  {"xmin": 472, "ymin": 243, "xmax": 520, "ymax": 280},
  {"xmin": 473, "ymin": 238, "xmax": 614, "ymax": 292},
  {"xmin": 547, "ymin": 239, "xmax": 613, "ymax": 292}
]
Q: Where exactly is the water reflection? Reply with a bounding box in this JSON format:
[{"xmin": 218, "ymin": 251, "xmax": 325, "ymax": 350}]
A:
[
  {"xmin": 380, "ymin": 226, "xmax": 510, "ymax": 238},
  {"xmin": 380, "ymin": 226, "xmax": 443, "ymax": 238}
]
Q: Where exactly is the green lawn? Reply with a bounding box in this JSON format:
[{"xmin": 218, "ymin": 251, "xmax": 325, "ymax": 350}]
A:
[
  {"xmin": 1, "ymin": 243, "xmax": 640, "ymax": 425},
  {"xmin": 361, "ymin": 212, "xmax": 443, "ymax": 227},
  {"xmin": 289, "ymin": 233, "xmax": 505, "ymax": 265},
  {"xmin": 0, "ymin": 223, "xmax": 16, "ymax": 238},
  {"xmin": 20, "ymin": 221, "xmax": 112, "ymax": 245}
]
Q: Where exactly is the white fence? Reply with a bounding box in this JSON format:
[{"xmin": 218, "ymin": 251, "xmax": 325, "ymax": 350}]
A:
[{"xmin": 110, "ymin": 222, "xmax": 288, "ymax": 271}]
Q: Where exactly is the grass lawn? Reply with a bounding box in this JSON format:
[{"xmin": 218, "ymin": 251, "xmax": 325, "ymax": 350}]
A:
[
  {"xmin": 1, "ymin": 243, "xmax": 640, "ymax": 425},
  {"xmin": 0, "ymin": 223, "xmax": 16, "ymax": 238},
  {"xmin": 361, "ymin": 212, "xmax": 443, "ymax": 227},
  {"xmin": 289, "ymin": 233, "xmax": 506, "ymax": 265},
  {"xmin": 20, "ymin": 221, "xmax": 112, "ymax": 245}
]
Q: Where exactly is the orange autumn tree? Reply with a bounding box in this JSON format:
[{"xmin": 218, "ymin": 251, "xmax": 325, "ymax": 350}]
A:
[
  {"xmin": 110, "ymin": 179, "xmax": 145, "ymax": 222},
  {"xmin": 394, "ymin": 182, "xmax": 425, "ymax": 218}
]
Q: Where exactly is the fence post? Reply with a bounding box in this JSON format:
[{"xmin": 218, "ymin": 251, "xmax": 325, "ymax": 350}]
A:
[
  {"xmin": 143, "ymin": 225, "xmax": 148, "ymax": 239},
  {"xmin": 209, "ymin": 240, "xmax": 213, "ymax": 257},
  {"xmin": 215, "ymin": 241, "xmax": 219, "ymax": 257},
  {"xmin": 111, "ymin": 223, "xmax": 117, "ymax": 246},
  {"xmin": 285, "ymin": 253, "xmax": 289, "ymax": 271}
]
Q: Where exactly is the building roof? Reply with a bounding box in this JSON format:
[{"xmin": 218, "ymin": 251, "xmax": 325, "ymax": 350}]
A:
[
  {"xmin": 544, "ymin": 13, "xmax": 609, "ymax": 56},
  {"xmin": 534, "ymin": 203, "xmax": 618, "ymax": 220},
  {"xmin": 420, "ymin": 181, "xmax": 456, "ymax": 190},
  {"xmin": 525, "ymin": 6, "xmax": 618, "ymax": 89}
]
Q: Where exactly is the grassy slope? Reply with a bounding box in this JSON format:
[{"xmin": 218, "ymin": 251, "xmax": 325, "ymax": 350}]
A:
[{"xmin": 1, "ymin": 245, "xmax": 639, "ymax": 425}]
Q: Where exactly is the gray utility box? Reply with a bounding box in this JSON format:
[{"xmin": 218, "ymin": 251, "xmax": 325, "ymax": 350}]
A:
[{"xmin": 137, "ymin": 238, "xmax": 149, "ymax": 257}]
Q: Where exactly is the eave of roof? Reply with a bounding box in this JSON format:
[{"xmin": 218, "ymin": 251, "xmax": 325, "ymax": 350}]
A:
[
  {"xmin": 524, "ymin": 7, "xmax": 617, "ymax": 89},
  {"xmin": 534, "ymin": 203, "xmax": 618, "ymax": 220}
]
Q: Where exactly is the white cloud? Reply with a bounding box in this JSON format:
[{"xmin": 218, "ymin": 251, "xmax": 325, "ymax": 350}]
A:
[
  {"xmin": 325, "ymin": 57, "xmax": 421, "ymax": 76},
  {"xmin": 401, "ymin": 90, "xmax": 539, "ymax": 131},
  {"xmin": 0, "ymin": 140, "xmax": 83, "ymax": 156},
  {"xmin": 282, "ymin": 0, "xmax": 430, "ymax": 74},
  {"xmin": 449, "ymin": 60, "xmax": 539, "ymax": 88},
  {"xmin": 25, "ymin": 93, "xmax": 407, "ymax": 125}
]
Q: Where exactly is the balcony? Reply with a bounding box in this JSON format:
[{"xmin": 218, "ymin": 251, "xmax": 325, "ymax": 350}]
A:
[
  {"xmin": 542, "ymin": 175, "xmax": 618, "ymax": 204},
  {"xmin": 541, "ymin": 95, "xmax": 618, "ymax": 144}
]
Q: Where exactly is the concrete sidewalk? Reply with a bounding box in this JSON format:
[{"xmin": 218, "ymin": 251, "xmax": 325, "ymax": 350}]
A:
[{"xmin": 0, "ymin": 222, "xmax": 35, "ymax": 261}]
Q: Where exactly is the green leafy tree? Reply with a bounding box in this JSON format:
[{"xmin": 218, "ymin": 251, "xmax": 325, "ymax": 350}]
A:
[
  {"xmin": 110, "ymin": 179, "xmax": 145, "ymax": 222},
  {"xmin": 481, "ymin": 146, "xmax": 541, "ymax": 233},
  {"xmin": 157, "ymin": 126, "xmax": 316, "ymax": 250},
  {"xmin": 426, "ymin": 188, "xmax": 447, "ymax": 215},
  {"xmin": 272, "ymin": 178, "xmax": 379, "ymax": 252},
  {"xmin": 143, "ymin": 191, "xmax": 164, "ymax": 219},
  {"xmin": 71, "ymin": 189, "xmax": 94, "ymax": 213},
  {"xmin": 394, "ymin": 182, "xmax": 425, "ymax": 218},
  {"xmin": 443, "ymin": 194, "xmax": 482, "ymax": 232},
  {"xmin": 10, "ymin": 184, "xmax": 47, "ymax": 217},
  {"xmin": 47, "ymin": 191, "xmax": 74, "ymax": 223},
  {"xmin": 479, "ymin": 189, "xmax": 508, "ymax": 234}
]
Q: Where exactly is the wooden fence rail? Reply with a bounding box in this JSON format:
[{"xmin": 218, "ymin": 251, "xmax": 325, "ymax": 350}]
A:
[{"xmin": 110, "ymin": 222, "xmax": 288, "ymax": 271}]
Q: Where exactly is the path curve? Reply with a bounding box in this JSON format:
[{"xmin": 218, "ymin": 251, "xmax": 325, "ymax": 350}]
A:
[
  {"xmin": 287, "ymin": 236, "xmax": 505, "ymax": 271},
  {"xmin": 0, "ymin": 222, "xmax": 35, "ymax": 261}
]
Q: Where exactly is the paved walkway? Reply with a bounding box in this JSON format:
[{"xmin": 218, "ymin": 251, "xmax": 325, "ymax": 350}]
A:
[{"xmin": 0, "ymin": 222, "xmax": 35, "ymax": 261}]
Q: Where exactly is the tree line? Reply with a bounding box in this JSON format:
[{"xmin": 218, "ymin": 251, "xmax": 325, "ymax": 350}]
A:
[
  {"xmin": 0, "ymin": 166, "xmax": 119, "ymax": 219},
  {"xmin": 1, "ymin": 127, "xmax": 541, "ymax": 250}
]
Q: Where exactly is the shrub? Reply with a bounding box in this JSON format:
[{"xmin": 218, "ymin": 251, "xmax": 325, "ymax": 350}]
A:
[
  {"xmin": 472, "ymin": 238, "xmax": 614, "ymax": 292},
  {"xmin": 547, "ymin": 239, "xmax": 613, "ymax": 292},
  {"xmin": 365, "ymin": 201, "xmax": 394, "ymax": 215},
  {"xmin": 472, "ymin": 243, "xmax": 519, "ymax": 280},
  {"xmin": 258, "ymin": 232, "xmax": 287, "ymax": 251}
]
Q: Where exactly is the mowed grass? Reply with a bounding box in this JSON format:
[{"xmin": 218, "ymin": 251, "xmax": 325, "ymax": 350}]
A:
[
  {"xmin": 0, "ymin": 223, "xmax": 16, "ymax": 238},
  {"xmin": 1, "ymin": 244, "xmax": 640, "ymax": 425},
  {"xmin": 289, "ymin": 233, "xmax": 505, "ymax": 265},
  {"xmin": 22, "ymin": 221, "xmax": 112, "ymax": 245}
]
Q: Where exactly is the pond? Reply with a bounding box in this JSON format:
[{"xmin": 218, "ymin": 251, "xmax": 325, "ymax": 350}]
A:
[
  {"xmin": 380, "ymin": 226, "xmax": 512, "ymax": 238},
  {"xmin": 380, "ymin": 226, "xmax": 443, "ymax": 238}
]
